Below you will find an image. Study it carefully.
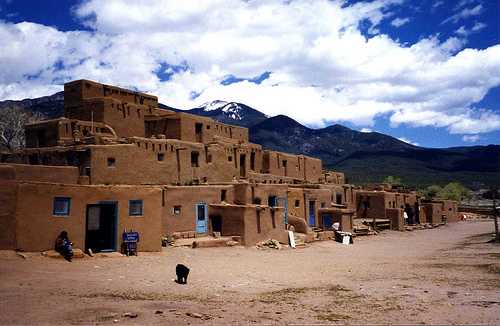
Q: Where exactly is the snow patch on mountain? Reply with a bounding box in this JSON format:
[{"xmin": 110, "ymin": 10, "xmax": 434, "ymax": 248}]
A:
[{"xmin": 200, "ymin": 100, "xmax": 229, "ymax": 111}]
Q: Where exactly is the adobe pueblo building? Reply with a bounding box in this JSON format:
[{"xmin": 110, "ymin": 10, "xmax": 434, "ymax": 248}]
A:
[{"xmin": 0, "ymin": 80, "xmax": 458, "ymax": 253}]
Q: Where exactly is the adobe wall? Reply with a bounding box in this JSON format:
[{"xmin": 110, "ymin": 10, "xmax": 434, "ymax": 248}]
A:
[
  {"xmin": 439, "ymin": 200, "xmax": 459, "ymax": 223},
  {"xmin": 64, "ymin": 79, "xmax": 158, "ymax": 109},
  {"xmin": 209, "ymin": 204, "xmax": 288, "ymax": 246},
  {"xmin": 149, "ymin": 113, "xmax": 249, "ymax": 144},
  {"xmin": 0, "ymin": 180, "xmax": 18, "ymax": 249},
  {"xmin": 355, "ymin": 191, "xmax": 387, "ymax": 219},
  {"xmin": 89, "ymin": 138, "xmax": 239, "ymax": 185},
  {"xmin": 287, "ymin": 187, "xmax": 305, "ymax": 220},
  {"xmin": 322, "ymin": 171, "xmax": 346, "ymax": 184},
  {"xmin": 0, "ymin": 163, "xmax": 80, "ymax": 184},
  {"xmin": 162, "ymin": 185, "xmax": 234, "ymax": 236},
  {"xmin": 25, "ymin": 119, "xmax": 63, "ymax": 148},
  {"xmin": 233, "ymin": 183, "xmax": 288, "ymax": 206},
  {"xmin": 247, "ymin": 172, "xmax": 295, "ymax": 184},
  {"xmin": 421, "ymin": 202, "xmax": 443, "ymax": 224},
  {"xmin": 262, "ymin": 151, "xmax": 322, "ymax": 182},
  {"xmin": 14, "ymin": 182, "xmax": 162, "ymax": 252},
  {"xmin": 304, "ymin": 188, "xmax": 331, "ymax": 226}
]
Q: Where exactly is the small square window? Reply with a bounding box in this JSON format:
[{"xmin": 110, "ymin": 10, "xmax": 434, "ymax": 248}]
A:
[
  {"xmin": 107, "ymin": 157, "xmax": 116, "ymax": 167},
  {"xmin": 173, "ymin": 205, "xmax": 182, "ymax": 215},
  {"xmin": 295, "ymin": 200, "xmax": 300, "ymax": 208},
  {"xmin": 321, "ymin": 202, "xmax": 326, "ymax": 208},
  {"xmin": 157, "ymin": 153, "xmax": 165, "ymax": 161},
  {"xmin": 53, "ymin": 197, "xmax": 71, "ymax": 216},
  {"xmin": 129, "ymin": 200, "xmax": 143, "ymax": 216},
  {"xmin": 228, "ymin": 156, "xmax": 233, "ymax": 162}
]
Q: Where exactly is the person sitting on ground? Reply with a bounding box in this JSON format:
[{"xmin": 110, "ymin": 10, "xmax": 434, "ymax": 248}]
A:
[{"xmin": 55, "ymin": 231, "xmax": 74, "ymax": 262}]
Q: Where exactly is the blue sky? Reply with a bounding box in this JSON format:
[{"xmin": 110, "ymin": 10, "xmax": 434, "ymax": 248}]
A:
[{"xmin": 0, "ymin": 0, "xmax": 499, "ymax": 148}]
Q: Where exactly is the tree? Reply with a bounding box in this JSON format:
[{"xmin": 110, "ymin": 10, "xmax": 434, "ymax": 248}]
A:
[
  {"xmin": 420, "ymin": 185, "xmax": 442, "ymax": 200},
  {"xmin": 437, "ymin": 182, "xmax": 471, "ymax": 201},
  {"xmin": 0, "ymin": 107, "xmax": 43, "ymax": 151},
  {"xmin": 383, "ymin": 175, "xmax": 402, "ymax": 185}
]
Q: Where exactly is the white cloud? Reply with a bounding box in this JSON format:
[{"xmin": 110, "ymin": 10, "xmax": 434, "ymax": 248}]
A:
[
  {"xmin": 462, "ymin": 134, "xmax": 480, "ymax": 142},
  {"xmin": 360, "ymin": 128, "xmax": 373, "ymax": 133},
  {"xmin": 455, "ymin": 22, "xmax": 486, "ymax": 37},
  {"xmin": 391, "ymin": 17, "xmax": 410, "ymax": 28},
  {"xmin": 471, "ymin": 22, "xmax": 486, "ymax": 32},
  {"xmin": 397, "ymin": 137, "xmax": 419, "ymax": 146},
  {"xmin": 0, "ymin": 0, "xmax": 498, "ymax": 137},
  {"xmin": 442, "ymin": 4, "xmax": 483, "ymax": 24},
  {"xmin": 432, "ymin": 1, "xmax": 445, "ymax": 9}
]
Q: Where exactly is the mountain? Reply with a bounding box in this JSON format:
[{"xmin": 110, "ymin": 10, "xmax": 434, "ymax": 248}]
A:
[
  {"xmin": 1, "ymin": 92, "xmax": 498, "ymax": 187},
  {"xmin": 249, "ymin": 115, "xmax": 500, "ymax": 187},
  {"xmin": 184, "ymin": 100, "xmax": 268, "ymax": 127},
  {"xmin": 0, "ymin": 92, "xmax": 64, "ymax": 118}
]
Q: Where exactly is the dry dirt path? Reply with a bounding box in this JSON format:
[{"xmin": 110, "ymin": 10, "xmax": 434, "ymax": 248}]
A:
[{"xmin": 0, "ymin": 220, "xmax": 499, "ymax": 325}]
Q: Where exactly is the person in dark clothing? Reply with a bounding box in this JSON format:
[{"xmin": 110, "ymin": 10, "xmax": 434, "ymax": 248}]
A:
[
  {"xmin": 55, "ymin": 231, "xmax": 73, "ymax": 262},
  {"xmin": 414, "ymin": 202, "xmax": 420, "ymax": 224},
  {"xmin": 404, "ymin": 204, "xmax": 414, "ymax": 225}
]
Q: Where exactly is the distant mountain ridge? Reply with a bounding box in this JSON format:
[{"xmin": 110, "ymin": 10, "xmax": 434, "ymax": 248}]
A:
[{"xmin": 1, "ymin": 92, "xmax": 499, "ymax": 187}]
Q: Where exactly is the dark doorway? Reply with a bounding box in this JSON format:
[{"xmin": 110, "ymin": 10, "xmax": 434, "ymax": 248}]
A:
[
  {"xmin": 336, "ymin": 194, "xmax": 343, "ymax": 205},
  {"xmin": 195, "ymin": 123, "xmax": 203, "ymax": 143},
  {"xmin": 36, "ymin": 129, "xmax": 47, "ymax": 147},
  {"xmin": 309, "ymin": 200, "xmax": 316, "ymax": 226},
  {"xmin": 85, "ymin": 202, "xmax": 117, "ymax": 252},
  {"xmin": 250, "ymin": 152, "xmax": 255, "ymax": 171},
  {"xmin": 211, "ymin": 215, "xmax": 222, "ymax": 233},
  {"xmin": 240, "ymin": 154, "xmax": 246, "ymax": 178}
]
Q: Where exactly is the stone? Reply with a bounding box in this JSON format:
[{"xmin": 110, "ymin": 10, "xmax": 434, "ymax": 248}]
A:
[
  {"xmin": 123, "ymin": 312, "xmax": 138, "ymax": 318},
  {"xmin": 186, "ymin": 312, "xmax": 203, "ymax": 319}
]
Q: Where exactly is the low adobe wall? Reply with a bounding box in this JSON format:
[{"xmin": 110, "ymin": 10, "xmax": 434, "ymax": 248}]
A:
[
  {"xmin": 209, "ymin": 204, "xmax": 288, "ymax": 246},
  {"xmin": 162, "ymin": 185, "xmax": 234, "ymax": 236},
  {"xmin": 0, "ymin": 180, "xmax": 18, "ymax": 249},
  {"xmin": 14, "ymin": 182, "xmax": 163, "ymax": 252},
  {"xmin": 0, "ymin": 163, "xmax": 79, "ymax": 184}
]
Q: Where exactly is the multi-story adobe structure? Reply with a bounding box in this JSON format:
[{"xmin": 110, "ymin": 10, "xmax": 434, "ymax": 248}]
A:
[{"xmin": 0, "ymin": 80, "xmax": 357, "ymax": 253}]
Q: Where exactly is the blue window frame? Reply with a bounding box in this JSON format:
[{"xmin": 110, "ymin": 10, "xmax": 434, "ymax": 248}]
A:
[
  {"xmin": 53, "ymin": 197, "xmax": 71, "ymax": 216},
  {"xmin": 129, "ymin": 200, "xmax": 143, "ymax": 216}
]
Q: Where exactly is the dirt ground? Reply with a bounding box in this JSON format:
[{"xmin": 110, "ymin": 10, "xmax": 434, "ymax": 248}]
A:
[{"xmin": 1, "ymin": 220, "xmax": 499, "ymax": 325}]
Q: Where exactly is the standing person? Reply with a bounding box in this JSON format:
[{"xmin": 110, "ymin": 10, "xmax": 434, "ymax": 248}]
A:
[
  {"xmin": 414, "ymin": 201, "xmax": 420, "ymax": 224},
  {"xmin": 404, "ymin": 204, "xmax": 414, "ymax": 225},
  {"xmin": 55, "ymin": 231, "xmax": 74, "ymax": 262}
]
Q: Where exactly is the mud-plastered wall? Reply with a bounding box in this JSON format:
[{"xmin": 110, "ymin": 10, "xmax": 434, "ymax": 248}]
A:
[
  {"xmin": 162, "ymin": 185, "xmax": 234, "ymax": 236},
  {"xmin": 14, "ymin": 183, "xmax": 162, "ymax": 251}
]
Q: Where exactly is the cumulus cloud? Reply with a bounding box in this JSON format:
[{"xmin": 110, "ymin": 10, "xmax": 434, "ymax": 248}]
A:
[
  {"xmin": 462, "ymin": 134, "xmax": 480, "ymax": 142},
  {"xmin": 360, "ymin": 128, "xmax": 373, "ymax": 133},
  {"xmin": 397, "ymin": 137, "xmax": 419, "ymax": 146},
  {"xmin": 391, "ymin": 17, "xmax": 410, "ymax": 27},
  {"xmin": 0, "ymin": 0, "xmax": 498, "ymax": 136}
]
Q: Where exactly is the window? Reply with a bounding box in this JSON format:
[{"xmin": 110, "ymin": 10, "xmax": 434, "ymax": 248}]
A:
[
  {"xmin": 191, "ymin": 152, "xmax": 199, "ymax": 167},
  {"xmin": 221, "ymin": 190, "xmax": 227, "ymax": 201},
  {"xmin": 129, "ymin": 200, "xmax": 143, "ymax": 216},
  {"xmin": 53, "ymin": 197, "xmax": 71, "ymax": 216},
  {"xmin": 173, "ymin": 206, "xmax": 182, "ymax": 215},
  {"xmin": 295, "ymin": 200, "xmax": 300, "ymax": 208},
  {"xmin": 157, "ymin": 153, "xmax": 165, "ymax": 161},
  {"xmin": 107, "ymin": 157, "xmax": 116, "ymax": 167},
  {"xmin": 268, "ymin": 196, "xmax": 277, "ymax": 207},
  {"xmin": 228, "ymin": 156, "xmax": 233, "ymax": 162},
  {"xmin": 321, "ymin": 202, "xmax": 326, "ymax": 208}
]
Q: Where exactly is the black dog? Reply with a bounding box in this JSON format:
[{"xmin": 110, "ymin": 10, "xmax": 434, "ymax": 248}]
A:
[{"xmin": 175, "ymin": 264, "xmax": 190, "ymax": 284}]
